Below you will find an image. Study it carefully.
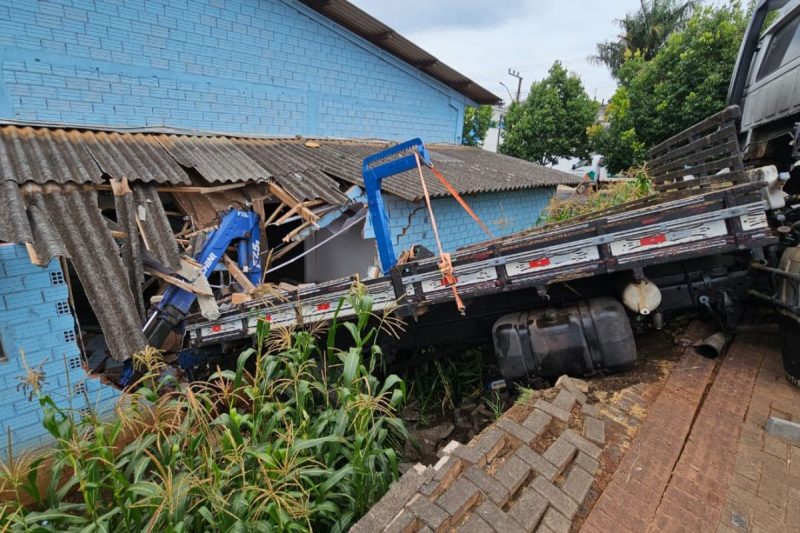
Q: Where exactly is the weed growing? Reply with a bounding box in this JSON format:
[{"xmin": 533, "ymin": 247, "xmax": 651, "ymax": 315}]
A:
[
  {"xmin": 0, "ymin": 286, "xmax": 406, "ymax": 531},
  {"xmin": 543, "ymin": 165, "xmax": 654, "ymax": 224}
]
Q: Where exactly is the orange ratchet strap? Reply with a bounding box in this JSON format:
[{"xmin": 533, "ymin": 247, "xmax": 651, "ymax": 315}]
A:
[
  {"xmin": 413, "ymin": 153, "xmax": 465, "ymax": 314},
  {"xmin": 429, "ymin": 165, "xmax": 494, "ymax": 240}
]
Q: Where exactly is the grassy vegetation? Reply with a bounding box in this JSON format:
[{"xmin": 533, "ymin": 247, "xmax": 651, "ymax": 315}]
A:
[
  {"xmin": 404, "ymin": 346, "xmax": 497, "ymax": 425},
  {"xmin": 0, "ymin": 285, "xmax": 407, "ymax": 532},
  {"xmin": 542, "ymin": 165, "xmax": 654, "ymax": 224}
]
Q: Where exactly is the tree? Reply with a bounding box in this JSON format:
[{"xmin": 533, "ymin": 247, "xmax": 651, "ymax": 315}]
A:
[
  {"xmin": 462, "ymin": 105, "xmax": 494, "ymax": 146},
  {"xmin": 593, "ymin": 0, "xmax": 696, "ymax": 79},
  {"xmin": 500, "ymin": 62, "xmax": 598, "ymax": 166},
  {"xmin": 588, "ymin": 86, "xmax": 648, "ymax": 174},
  {"xmin": 594, "ymin": 1, "xmax": 749, "ymax": 171}
]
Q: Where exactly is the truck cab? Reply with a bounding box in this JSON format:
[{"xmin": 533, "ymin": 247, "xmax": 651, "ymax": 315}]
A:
[{"xmin": 731, "ymin": 0, "xmax": 800, "ymax": 189}]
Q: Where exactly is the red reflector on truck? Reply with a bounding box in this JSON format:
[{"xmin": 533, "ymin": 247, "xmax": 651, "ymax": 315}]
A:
[
  {"xmin": 317, "ymin": 303, "xmax": 330, "ymax": 311},
  {"xmin": 211, "ymin": 325, "xmax": 222, "ymax": 332},
  {"xmin": 639, "ymin": 234, "xmax": 667, "ymax": 246},
  {"xmin": 529, "ymin": 258, "xmax": 551, "ymax": 269}
]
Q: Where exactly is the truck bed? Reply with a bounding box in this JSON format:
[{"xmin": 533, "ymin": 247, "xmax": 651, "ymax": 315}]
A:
[{"xmin": 186, "ymin": 181, "xmax": 776, "ymax": 347}]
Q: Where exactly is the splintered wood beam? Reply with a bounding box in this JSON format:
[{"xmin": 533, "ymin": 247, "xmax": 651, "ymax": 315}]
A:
[
  {"xmin": 271, "ymin": 239, "xmax": 303, "ymax": 262},
  {"xmin": 281, "ymin": 220, "xmax": 315, "ymax": 243},
  {"xmin": 144, "ymin": 267, "xmax": 213, "ymax": 297},
  {"xmin": 265, "ymin": 203, "xmax": 287, "ymax": 225},
  {"xmin": 267, "ymin": 182, "xmax": 319, "ymax": 223},
  {"xmin": 222, "ymin": 254, "xmax": 256, "ymax": 294}
]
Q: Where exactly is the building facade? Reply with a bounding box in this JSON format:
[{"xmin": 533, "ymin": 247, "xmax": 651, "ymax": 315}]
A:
[{"xmin": 0, "ymin": 0, "xmax": 477, "ymax": 142}]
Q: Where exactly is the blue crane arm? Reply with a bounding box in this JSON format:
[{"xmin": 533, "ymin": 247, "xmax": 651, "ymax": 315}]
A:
[
  {"xmin": 142, "ymin": 208, "xmax": 262, "ymax": 350},
  {"xmin": 362, "ymin": 138, "xmax": 432, "ymax": 273}
]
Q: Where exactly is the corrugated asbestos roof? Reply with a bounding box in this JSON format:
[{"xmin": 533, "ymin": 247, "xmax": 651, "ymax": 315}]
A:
[
  {"xmin": 324, "ymin": 141, "xmax": 581, "ymax": 201},
  {"xmin": 30, "ymin": 188, "xmax": 147, "ymax": 360},
  {"xmin": 299, "ymin": 0, "xmax": 501, "ymax": 105},
  {"xmin": 0, "ymin": 123, "xmax": 578, "ymax": 203}
]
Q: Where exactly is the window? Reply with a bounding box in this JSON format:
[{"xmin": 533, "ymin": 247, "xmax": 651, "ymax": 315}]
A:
[
  {"xmin": 758, "ymin": 14, "xmax": 800, "ymax": 80},
  {"xmin": 0, "ymin": 334, "xmax": 6, "ymax": 362}
]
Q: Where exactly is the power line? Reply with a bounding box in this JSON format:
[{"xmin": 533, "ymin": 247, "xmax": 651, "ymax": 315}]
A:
[{"xmin": 475, "ymin": 57, "xmax": 590, "ymax": 77}]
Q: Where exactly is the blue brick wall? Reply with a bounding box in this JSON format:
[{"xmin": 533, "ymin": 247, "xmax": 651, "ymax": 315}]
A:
[
  {"xmin": 364, "ymin": 188, "xmax": 556, "ymax": 259},
  {"xmin": 0, "ymin": 244, "xmax": 119, "ymax": 456},
  {"xmin": 0, "ymin": 0, "xmax": 469, "ymax": 142}
]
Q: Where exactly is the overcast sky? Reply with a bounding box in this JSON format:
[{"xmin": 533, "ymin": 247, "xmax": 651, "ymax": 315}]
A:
[{"xmin": 349, "ymin": 0, "xmax": 644, "ymax": 104}]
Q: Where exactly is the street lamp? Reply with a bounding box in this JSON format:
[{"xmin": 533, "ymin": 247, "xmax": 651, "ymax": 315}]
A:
[{"xmin": 499, "ymin": 82, "xmax": 514, "ymax": 104}]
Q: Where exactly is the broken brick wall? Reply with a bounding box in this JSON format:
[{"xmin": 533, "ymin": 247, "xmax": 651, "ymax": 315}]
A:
[
  {"xmin": 364, "ymin": 187, "xmax": 557, "ymax": 260},
  {"xmin": 0, "ymin": 243, "xmax": 119, "ymax": 456}
]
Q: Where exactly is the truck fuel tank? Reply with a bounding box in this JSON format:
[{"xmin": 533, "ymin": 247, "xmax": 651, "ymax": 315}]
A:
[{"xmin": 492, "ymin": 297, "xmax": 637, "ymax": 382}]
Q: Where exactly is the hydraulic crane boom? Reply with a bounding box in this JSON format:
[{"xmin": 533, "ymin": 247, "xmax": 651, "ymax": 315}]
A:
[{"xmin": 143, "ymin": 208, "xmax": 262, "ymax": 349}]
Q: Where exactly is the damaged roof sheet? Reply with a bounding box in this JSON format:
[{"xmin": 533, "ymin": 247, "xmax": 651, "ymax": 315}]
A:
[{"xmin": 0, "ymin": 122, "xmax": 579, "ymax": 204}]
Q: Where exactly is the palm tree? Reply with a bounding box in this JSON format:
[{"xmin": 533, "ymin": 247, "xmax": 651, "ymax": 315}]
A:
[{"xmin": 592, "ymin": 0, "xmax": 697, "ymax": 79}]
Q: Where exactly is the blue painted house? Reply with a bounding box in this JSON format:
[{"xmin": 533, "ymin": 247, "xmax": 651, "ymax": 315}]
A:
[{"xmin": 0, "ymin": 0, "xmax": 576, "ymax": 454}]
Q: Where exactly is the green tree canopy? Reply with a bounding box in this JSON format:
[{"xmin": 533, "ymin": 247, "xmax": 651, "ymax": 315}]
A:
[
  {"xmin": 500, "ymin": 62, "xmax": 598, "ymax": 166},
  {"xmin": 462, "ymin": 105, "xmax": 494, "ymax": 146},
  {"xmin": 591, "ymin": 1, "xmax": 749, "ymax": 172},
  {"xmin": 593, "ymin": 0, "xmax": 697, "ymax": 79}
]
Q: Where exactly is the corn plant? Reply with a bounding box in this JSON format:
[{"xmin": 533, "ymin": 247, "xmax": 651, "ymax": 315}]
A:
[{"xmin": 0, "ymin": 285, "xmax": 406, "ymax": 532}]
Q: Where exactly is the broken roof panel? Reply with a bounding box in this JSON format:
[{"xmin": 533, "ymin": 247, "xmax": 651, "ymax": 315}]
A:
[
  {"xmin": 0, "ymin": 122, "xmax": 578, "ymax": 206},
  {"xmin": 157, "ymin": 135, "xmax": 270, "ymax": 184},
  {"xmin": 82, "ymin": 131, "xmax": 190, "ymax": 185}
]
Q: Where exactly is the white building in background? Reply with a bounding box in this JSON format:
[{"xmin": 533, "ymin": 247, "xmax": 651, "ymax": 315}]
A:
[{"xmin": 482, "ymin": 105, "xmax": 507, "ymax": 153}]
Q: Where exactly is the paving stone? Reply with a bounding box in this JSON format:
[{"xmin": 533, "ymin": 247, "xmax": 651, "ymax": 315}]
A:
[
  {"xmin": 421, "ymin": 456, "xmax": 463, "ymax": 498},
  {"xmin": 514, "ymin": 446, "xmax": 559, "ymax": 482},
  {"xmin": 360, "ymin": 467, "xmax": 428, "ymax": 528},
  {"xmin": 475, "ymin": 500, "xmax": 524, "ymax": 532},
  {"xmin": 408, "ymin": 494, "xmax": 450, "ymax": 531},
  {"xmin": 435, "ymin": 477, "xmax": 482, "ymax": 524},
  {"xmin": 563, "ymin": 428, "xmax": 603, "ymax": 459},
  {"xmin": 581, "ymin": 402, "xmax": 601, "ymax": 418},
  {"xmin": 542, "ymin": 507, "xmax": 572, "ymax": 533},
  {"xmin": 523, "ymin": 408, "xmax": 552, "ymax": 436},
  {"xmin": 443, "ymin": 440, "xmax": 485, "ymax": 466},
  {"xmin": 493, "ymin": 453, "xmax": 531, "ymax": 494},
  {"xmin": 543, "ymin": 435, "xmax": 577, "ymax": 472},
  {"xmin": 497, "ymin": 417, "xmax": 537, "ymax": 446},
  {"xmin": 536, "ymin": 398, "xmax": 571, "ymax": 422},
  {"xmin": 472, "ymin": 428, "xmax": 507, "ymax": 463},
  {"xmin": 508, "ymin": 487, "xmax": 548, "ymax": 532},
  {"xmin": 574, "ymin": 451, "xmax": 600, "ymax": 475},
  {"xmin": 552, "ymin": 388, "xmax": 578, "ymax": 412},
  {"xmin": 555, "ymin": 376, "xmax": 588, "ymax": 403},
  {"xmin": 583, "ymin": 415, "xmax": 606, "ymax": 446},
  {"xmin": 562, "ymin": 465, "xmax": 594, "ymax": 504},
  {"xmin": 531, "ymin": 476, "xmax": 579, "ymax": 518},
  {"xmin": 456, "ymin": 513, "xmax": 493, "ymax": 533},
  {"xmin": 463, "ymin": 465, "xmax": 510, "ymax": 506},
  {"xmin": 384, "ymin": 510, "xmax": 417, "ymax": 533}
]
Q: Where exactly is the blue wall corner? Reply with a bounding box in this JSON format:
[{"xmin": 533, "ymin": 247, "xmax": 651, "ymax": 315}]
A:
[{"xmin": 0, "ymin": 245, "xmax": 120, "ymax": 456}]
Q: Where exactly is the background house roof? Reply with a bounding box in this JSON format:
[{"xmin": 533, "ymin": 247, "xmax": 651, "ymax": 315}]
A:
[{"xmin": 300, "ymin": 0, "xmax": 502, "ymax": 105}]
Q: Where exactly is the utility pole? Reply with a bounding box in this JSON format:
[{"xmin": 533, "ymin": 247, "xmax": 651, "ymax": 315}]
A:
[{"xmin": 508, "ymin": 68, "xmax": 523, "ymax": 103}]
